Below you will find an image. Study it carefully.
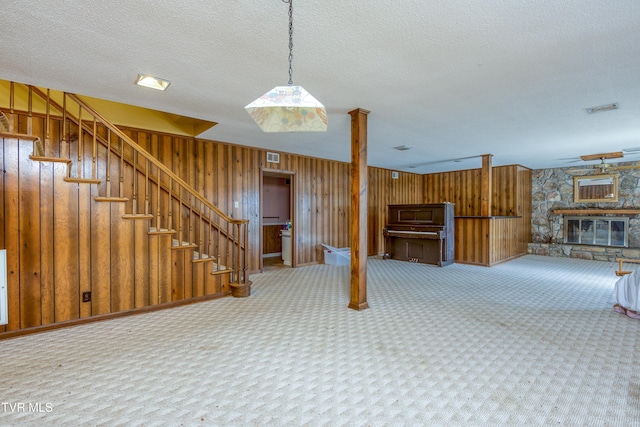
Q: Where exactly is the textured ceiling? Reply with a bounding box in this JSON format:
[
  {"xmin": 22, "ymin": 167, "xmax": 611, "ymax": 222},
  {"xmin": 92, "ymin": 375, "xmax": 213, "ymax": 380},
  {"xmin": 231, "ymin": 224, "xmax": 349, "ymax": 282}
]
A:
[{"xmin": 2, "ymin": 0, "xmax": 640, "ymax": 173}]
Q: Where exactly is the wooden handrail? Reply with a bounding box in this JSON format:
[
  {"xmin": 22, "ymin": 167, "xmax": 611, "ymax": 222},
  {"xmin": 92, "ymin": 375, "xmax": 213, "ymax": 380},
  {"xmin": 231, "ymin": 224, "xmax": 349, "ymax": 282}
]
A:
[
  {"xmin": 64, "ymin": 93, "xmax": 248, "ymax": 226},
  {"xmin": 23, "ymin": 88, "xmax": 224, "ymax": 223},
  {"xmin": 7, "ymin": 83, "xmax": 249, "ymax": 285},
  {"xmin": 25, "ymin": 87, "xmax": 246, "ymax": 222},
  {"xmin": 3, "ymin": 108, "xmax": 241, "ymax": 248}
]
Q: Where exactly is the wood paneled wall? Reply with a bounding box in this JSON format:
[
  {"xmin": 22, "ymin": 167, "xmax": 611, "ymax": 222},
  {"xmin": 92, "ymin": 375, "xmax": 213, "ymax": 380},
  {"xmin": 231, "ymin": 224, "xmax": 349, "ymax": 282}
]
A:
[
  {"xmin": 120, "ymin": 129, "xmax": 424, "ymax": 265},
  {"xmin": 488, "ymin": 217, "xmax": 528, "ymax": 265},
  {"xmin": 0, "ymin": 135, "xmax": 228, "ymax": 334},
  {"xmin": 424, "ymin": 169, "xmax": 482, "ymax": 216},
  {"xmin": 454, "ymin": 217, "xmax": 490, "ymax": 265},
  {"xmin": 4, "ymin": 110, "xmax": 423, "ymax": 279},
  {"xmin": 120, "ymin": 129, "xmax": 363, "ymax": 268},
  {"xmin": 1, "ymin": 100, "xmax": 534, "ymax": 337},
  {"xmin": 425, "ymin": 165, "xmax": 532, "ymax": 265},
  {"xmin": 367, "ymin": 168, "xmax": 425, "ymax": 255}
]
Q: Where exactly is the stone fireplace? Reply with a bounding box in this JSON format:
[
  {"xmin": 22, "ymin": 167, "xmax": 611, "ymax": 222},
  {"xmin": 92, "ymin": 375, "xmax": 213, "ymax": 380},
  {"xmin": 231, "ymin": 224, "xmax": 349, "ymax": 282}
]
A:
[{"xmin": 529, "ymin": 163, "xmax": 640, "ymax": 261}]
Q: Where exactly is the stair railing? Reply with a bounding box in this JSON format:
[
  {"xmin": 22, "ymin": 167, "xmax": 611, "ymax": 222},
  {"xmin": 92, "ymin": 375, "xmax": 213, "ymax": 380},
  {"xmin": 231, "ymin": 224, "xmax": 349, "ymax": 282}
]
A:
[{"xmin": 3, "ymin": 82, "xmax": 249, "ymax": 285}]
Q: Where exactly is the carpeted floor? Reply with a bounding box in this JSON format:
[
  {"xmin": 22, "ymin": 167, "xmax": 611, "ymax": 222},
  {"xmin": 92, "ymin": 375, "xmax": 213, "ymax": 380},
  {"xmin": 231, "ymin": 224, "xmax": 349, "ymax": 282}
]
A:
[{"xmin": 1, "ymin": 255, "xmax": 638, "ymax": 426}]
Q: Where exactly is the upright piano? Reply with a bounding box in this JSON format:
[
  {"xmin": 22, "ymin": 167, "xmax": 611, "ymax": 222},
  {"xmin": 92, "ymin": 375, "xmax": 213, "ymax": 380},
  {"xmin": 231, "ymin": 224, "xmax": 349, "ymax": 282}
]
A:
[{"xmin": 383, "ymin": 203, "xmax": 454, "ymax": 266}]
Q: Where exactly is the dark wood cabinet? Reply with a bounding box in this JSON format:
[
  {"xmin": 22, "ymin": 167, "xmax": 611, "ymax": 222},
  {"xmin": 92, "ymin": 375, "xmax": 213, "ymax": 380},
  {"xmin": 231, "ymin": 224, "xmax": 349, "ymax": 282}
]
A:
[{"xmin": 263, "ymin": 225, "xmax": 283, "ymax": 254}]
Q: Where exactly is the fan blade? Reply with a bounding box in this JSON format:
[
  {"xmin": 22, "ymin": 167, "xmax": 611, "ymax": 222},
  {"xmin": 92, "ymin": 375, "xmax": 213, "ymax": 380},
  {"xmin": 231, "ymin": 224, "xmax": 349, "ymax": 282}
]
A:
[{"xmin": 611, "ymin": 164, "xmax": 640, "ymax": 171}]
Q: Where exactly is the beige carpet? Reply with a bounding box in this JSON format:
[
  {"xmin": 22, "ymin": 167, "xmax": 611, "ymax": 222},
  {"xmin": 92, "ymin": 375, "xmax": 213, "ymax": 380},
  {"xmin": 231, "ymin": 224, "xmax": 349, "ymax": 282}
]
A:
[{"xmin": 0, "ymin": 255, "xmax": 638, "ymax": 426}]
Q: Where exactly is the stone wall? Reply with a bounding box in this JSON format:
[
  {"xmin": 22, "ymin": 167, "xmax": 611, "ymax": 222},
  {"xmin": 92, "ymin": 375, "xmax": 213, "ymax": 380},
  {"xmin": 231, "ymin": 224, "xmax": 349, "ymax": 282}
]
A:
[{"xmin": 529, "ymin": 161, "xmax": 640, "ymax": 261}]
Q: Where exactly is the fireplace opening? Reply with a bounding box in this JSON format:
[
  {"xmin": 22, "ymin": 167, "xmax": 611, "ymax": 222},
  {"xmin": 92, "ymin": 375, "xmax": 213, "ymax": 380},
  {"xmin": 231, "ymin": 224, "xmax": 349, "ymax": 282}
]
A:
[{"xmin": 563, "ymin": 216, "xmax": 628, "ymax": 247}]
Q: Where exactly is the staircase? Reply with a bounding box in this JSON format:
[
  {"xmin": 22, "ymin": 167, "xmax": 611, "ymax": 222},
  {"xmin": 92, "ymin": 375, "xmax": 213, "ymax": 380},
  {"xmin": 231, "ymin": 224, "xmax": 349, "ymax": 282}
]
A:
[{"xmin": 0, "ymin": 82, "xmax": 250, "ymax": 336}]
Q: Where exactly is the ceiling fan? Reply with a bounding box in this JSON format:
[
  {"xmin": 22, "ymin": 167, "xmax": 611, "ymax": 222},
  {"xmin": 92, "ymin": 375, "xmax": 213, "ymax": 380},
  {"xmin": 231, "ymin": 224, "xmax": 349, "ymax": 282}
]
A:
[{"xmin": 566, "ymin": 150, "xmax": 640, "ymax": 174}]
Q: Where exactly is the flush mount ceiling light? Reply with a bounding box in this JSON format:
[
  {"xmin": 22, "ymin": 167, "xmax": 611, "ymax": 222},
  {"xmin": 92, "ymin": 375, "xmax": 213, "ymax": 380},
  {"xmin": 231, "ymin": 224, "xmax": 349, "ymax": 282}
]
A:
[
  {"xmin": 393, "ymin": 145, "xmax": 414, "ymax": 151},
  {"xmin": 135, "ymin": 74, "xmax": 171, "ymax": 91},
  {"xmin": 244, "ymin": 0, "xmax": 327, "ymax": 132},
  {"xmin": 585, "ymin": 102, "xmax": 618, "ymax": 114}
]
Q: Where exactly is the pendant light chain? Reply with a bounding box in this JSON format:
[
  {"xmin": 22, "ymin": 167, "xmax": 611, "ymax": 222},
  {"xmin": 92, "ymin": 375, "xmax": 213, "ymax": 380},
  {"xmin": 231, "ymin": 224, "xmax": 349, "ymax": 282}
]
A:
[
  {"xmin": 244, "ymin": 0, "xmax": 327, "ymax": 132},
  {"xmin": 284, "ymin": 0, "xmax": 294, "ymax": 86}
]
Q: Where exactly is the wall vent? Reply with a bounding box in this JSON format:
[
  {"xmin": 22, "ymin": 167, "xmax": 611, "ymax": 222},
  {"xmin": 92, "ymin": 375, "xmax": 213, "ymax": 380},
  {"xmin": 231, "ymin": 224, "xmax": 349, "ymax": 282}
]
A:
[
  {"xmin": 267, "ymin": 152, "xmax": 280, "ymax": 163},
  {"xmin": 392, "ymin": 171, "xmax": 399, "ymax": 179},
  {"xmin": 0, "ymin": 250, "xmax": 7, "ymax": 325}
]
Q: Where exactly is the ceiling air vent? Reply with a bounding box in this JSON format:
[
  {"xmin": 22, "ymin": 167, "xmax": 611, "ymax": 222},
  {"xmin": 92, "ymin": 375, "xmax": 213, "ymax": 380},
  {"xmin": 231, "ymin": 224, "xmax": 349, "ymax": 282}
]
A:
[
  {"xmin": 393, "ymin": 145, "xmax": 414, "ymax": 151},
  {"xmin": 266, "ymin": 152, "xmax": 280, "ymax": 163}
]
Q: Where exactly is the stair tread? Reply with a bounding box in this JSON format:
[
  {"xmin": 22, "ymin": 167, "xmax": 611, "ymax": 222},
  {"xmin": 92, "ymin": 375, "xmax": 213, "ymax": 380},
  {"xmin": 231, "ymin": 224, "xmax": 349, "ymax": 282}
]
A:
[
  {"xmin": 94, "ymin": 196, "xmax": 129, "ymax": 202},
  {"xmin": 122, "ymin": 214, "xmax": 154, "ymax": 219},
  {"xmin": 64, "ymin": 177, "xmax": 102, "ymax": 184},
  {"xmin": 29, "ymin": 155, "xmax": 72, "ymax": 164},
  {"xmin": 171, "ymin": 243, "xmax": 198, "ymax": 250},
  {"xmin": 148, "ymin": 228, "xmax": 177, "ymax": 235}
]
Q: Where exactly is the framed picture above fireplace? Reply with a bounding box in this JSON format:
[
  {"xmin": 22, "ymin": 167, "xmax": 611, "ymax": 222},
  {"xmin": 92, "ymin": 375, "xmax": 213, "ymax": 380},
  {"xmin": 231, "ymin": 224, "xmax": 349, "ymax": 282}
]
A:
[{"xmin": 573, "ymin": 174, "xmax": 618, "ymax": 203}]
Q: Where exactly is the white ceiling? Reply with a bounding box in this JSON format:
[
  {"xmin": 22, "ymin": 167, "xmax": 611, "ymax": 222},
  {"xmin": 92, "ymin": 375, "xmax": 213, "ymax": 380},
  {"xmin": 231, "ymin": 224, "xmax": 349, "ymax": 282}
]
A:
[{"xmin": 2, "ymin": 0, "xmax": 640, "ymax": 173}]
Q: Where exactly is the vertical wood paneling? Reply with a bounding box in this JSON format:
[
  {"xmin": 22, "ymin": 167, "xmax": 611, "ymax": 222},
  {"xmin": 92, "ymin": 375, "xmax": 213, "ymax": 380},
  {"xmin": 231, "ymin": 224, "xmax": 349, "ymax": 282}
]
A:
[
  {"xmin": 111, "ymin": 202, "xmax": 135, "ymax": 311},
  {"xmin": 192, "ymin": 262, "xmax": 204, "ymax": 298},
  {"xmin": 148, "ymin": 234, "xmax": 160, "ymax": 305},
  {"xmin": 18, "ymin": 138, "xmax": 42, "ymax": 327},
  {"xmin": 134, "ymin": 220, "xmax": 150, "ymax": 308},
  {"xmin": 454, "ymin": 217, "xmax": 490, "ymax": 265},
  {"xmin": 205, "ymin": 271, "xmax": 223, "ymax": 295},
  {"xmin": 488, "ymin": 217, "xmax": 525, "ymax": 265},
  {"xmin": 4, "ymin": 138, "xmax": 21, "ymax": 330},
  {"xmin": 91, "ymin": 193, "xmax": 111, "ymax": 315},
  {"xmin": 425, "ymin": 164, "xmax": 531, "ymax": 266},
  {"xmin": 158, "ymin": 234, "xmax": 172, "ymax": 303},
  {"xmin": 5, "ymin": 107, "xmax": 533, "ymax": 336},
  {"xmin": 39, "ymin": 159, "xmax": 55, "ymax": 325},
  {"xmin": 424, "ymin": 165, "xmax": 531, "ymax": 216},
  {"xmin": 78, "ymin": 176, "xmax": 92, "ymax": 319},
  {"xmin": 184, "ymin": 248, "xmax": 193, "ymax": 300},
  {"xmin": 171, "ymin": 249, "xmax": 185, "ymax": 301},
  {"xmin": 217, "ymin": 144, "xmax": 227, "ymax": 212},
  {"xmin": 53, "ymin": 163, "xmax": 79, "ymax": 322},
  {"xmin": 367, "ymin": 167, "xmax": 423, "ymax": 255}
]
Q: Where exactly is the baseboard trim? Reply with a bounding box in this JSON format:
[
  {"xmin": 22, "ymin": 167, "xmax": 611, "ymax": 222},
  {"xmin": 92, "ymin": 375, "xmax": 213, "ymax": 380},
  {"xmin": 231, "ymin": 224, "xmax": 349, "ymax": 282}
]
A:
[{"xmin": 0, "ymin": 292, "xmax": 230, "ymax": 341}]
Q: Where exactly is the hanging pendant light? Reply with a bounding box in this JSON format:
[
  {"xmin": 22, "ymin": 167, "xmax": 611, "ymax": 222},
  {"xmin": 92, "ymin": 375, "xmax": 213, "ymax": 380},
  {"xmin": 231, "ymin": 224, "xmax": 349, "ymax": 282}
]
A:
[{"xmin": 245, "ymin": 0, "xmax": 327, "ymax": 132}]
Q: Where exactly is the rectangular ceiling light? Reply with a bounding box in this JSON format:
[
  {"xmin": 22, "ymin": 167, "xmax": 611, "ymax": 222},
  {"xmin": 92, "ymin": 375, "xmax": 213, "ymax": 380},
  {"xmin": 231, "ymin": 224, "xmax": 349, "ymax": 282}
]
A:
[{"xmin": 135, "ymin": 74, "xmax": 171, "ymax": 91}]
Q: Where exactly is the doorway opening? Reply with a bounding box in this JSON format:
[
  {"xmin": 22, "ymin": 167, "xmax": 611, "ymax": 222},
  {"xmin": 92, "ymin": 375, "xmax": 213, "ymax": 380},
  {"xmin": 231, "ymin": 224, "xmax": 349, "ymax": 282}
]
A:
[{"xmin": 261, "ymin": 170, "xmax": 295, "ymax": 271}]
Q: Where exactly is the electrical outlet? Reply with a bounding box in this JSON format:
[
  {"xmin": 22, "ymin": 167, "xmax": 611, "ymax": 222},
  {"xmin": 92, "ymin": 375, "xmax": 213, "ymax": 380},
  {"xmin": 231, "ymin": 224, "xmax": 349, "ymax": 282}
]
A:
[{"xmin": 82, "ymin": 291, "xmax": 91, "ymax": 303}]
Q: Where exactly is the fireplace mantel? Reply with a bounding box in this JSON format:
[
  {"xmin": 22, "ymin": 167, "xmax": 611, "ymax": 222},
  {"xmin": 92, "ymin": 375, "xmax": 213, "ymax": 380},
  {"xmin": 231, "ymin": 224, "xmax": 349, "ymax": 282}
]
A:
[{"xmin": 553, "ymin": 208, "xmax": 640, "ymax": 215}]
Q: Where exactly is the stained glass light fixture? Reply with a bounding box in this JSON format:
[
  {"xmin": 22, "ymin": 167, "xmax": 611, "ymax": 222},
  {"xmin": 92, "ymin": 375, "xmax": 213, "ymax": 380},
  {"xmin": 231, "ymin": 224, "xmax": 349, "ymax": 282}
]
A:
[{"xmin": 245, "ymin": 0, "xmax": 327, "ymax": 132}]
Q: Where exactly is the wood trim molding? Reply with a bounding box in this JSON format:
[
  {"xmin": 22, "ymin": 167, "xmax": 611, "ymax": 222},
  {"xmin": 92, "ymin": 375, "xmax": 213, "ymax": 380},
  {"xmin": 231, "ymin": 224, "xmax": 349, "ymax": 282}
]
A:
[
  {"xmin": 553, "ymin": 208, "xmax": 640, "ymax": 215},
  {"xmin": 0, "ymin": 293, "xmax": 229, "ymax": 341}
]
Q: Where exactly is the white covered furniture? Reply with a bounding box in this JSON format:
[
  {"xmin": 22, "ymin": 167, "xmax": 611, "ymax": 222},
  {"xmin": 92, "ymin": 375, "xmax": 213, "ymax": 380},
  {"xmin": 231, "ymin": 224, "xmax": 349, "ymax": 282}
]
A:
[{"xmin": 613, "ymin": 268, "xmax": 640, "ymax": 319}]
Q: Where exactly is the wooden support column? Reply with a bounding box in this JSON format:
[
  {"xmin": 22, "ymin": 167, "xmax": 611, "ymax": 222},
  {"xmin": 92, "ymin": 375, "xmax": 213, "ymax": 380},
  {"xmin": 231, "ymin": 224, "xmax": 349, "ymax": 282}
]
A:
[
  {"xmin": 348, "ymin": 108, "xmax": 370, "ymax": 311},
  {"xmin": 481, "ymin": 154, "xmax": 493, "ymax": 217}
]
